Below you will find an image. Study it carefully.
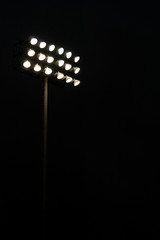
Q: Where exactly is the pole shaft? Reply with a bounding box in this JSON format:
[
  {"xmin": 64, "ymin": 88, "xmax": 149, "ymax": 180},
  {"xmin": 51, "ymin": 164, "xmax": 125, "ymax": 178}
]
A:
[{"xmin": 43, "ymin": 76, "xmax": 48, "ymax": 240}]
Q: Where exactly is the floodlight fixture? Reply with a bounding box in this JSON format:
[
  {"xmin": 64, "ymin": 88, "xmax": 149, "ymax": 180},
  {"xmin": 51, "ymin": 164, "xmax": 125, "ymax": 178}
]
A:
[
  {"xmin": 66, "ymin": 51, "xmax": 72, "ymax": 59},
  {"xmin": 13, "ymin": 36, "xmax": 81, "ymax": 87},
  {"xmin": 28, "ymin": 49, "xmax": 35, "ymax": 57},
  {"xmin": 30, "ymin": 38, "xmax": 38, "ymax": 45},
  {"xmin": 58, "ymin": 47, "xmax": 64, "ymax": 55},
  {"xmin": 39, "ymin": 42, "xmax": 47, "ymax": 49}
]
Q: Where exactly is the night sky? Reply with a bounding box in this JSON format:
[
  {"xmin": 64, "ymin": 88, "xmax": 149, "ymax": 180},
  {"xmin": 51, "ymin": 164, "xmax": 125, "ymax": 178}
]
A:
[{"xmin": 1, "ymin": 1, "xmax": 160, "ymax": 239}]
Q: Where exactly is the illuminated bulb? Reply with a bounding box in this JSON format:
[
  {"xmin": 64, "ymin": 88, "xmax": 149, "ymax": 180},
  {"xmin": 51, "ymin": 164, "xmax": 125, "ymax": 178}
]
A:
[
  {"xmin": 47, "ymin": 56, "xmax": 54, "ymax": 63},
  {"xmin": 38, "ymin": 53, "xmax": 46, "ymax": 61},
  {"xmin": 66, "ymin": 51, "xmax": 72, "ymax": 59},
  {"xmin": 49, "ymin": 44, "xmax": 55, "ymax": 52},
  {"xmin": 45, "ymin": 67, "xmax": 52, "ymax": 75},
  {"xmin": 39, "ymin": 42, "xmax": 46, "ymax": 48},
  {"xmin": 28, "ymin": 49, "xmax": 35, "ymax": 57},
  {"xmin": 74, "ymin": 79, "xmax": 80, "ymax": 86},
  {"xmin": 30, "ymin": 38, "xmax": 38, "ymax": 45},
  {"xmin": 57, "ymin": 72, "xmax": 64, "ymax": 79},
  {"xmin": 57, "ymin": 60, "xmax": 64, "ymax": 67},
  {"xmin": 23, "ymin": 60, "xmax": 31, "ymax": 68},
  {"xmin": 74, "ymin": 67, "xmax": 80, "ymax": 74},
  {"xmin": 66, "ymin": 76, "xmax": 73, "ymax": 83},
  {"xmin": 74, "ymin": 56, "xmax": 80, "ymax": 63},
  {"xmin": 58, "ymin": 48, "xmax": 64, "ymax": 55},
  {"xmin": 65, "ymin": 64, "xmax": 72, "ymax": 71},
  {"xmin": 34, "ymin": 64, "xmax": 41, "ymax": 72}
]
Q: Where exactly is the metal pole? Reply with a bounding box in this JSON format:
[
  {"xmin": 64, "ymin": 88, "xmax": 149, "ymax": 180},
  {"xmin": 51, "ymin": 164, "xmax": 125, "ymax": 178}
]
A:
[{"xmin": 43, "ymin": 76, "xmax": 48, "ymax": 240}]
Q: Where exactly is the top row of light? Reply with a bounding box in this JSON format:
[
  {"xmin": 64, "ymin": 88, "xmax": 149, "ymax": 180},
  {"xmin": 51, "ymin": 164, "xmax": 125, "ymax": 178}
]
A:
[{"xmin": 30, "ymin": 38, "xmax": 80, "ymax": 63}]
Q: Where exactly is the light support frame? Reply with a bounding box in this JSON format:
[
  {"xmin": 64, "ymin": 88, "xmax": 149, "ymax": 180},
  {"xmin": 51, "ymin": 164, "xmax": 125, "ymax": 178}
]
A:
[{"xmin": 13, "ymin": 36, "xmax": 81, "ymax": 240}]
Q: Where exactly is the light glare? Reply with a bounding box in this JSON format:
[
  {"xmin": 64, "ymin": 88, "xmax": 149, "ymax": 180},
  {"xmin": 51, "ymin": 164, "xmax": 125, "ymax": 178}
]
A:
[
  {"xmin": 39, "ymin": 42, "xmax": 46, "ymax": 48},
  {"xmin": 38, "ymin": 53, "xmax": 46, "ymax": 61},
  {"xmin": 65, "ymin": 64, "xmax": 72, "ymax": 71},
  {"xmin": 74, "ymin": 56, "xmax": 80, "ymax": 63},
  {"xmin": 74, "ymin": 67, "xmax": 80, "ymax": 74},
  {"xmin": 34, "ymin": 64, "xmax": 41, "ymax": 72},
  {"xmin": 49, "ymin": 45, "xmax": 55, "ymax": 52},
  {"xmin": 28, "ymin": 49, "xmax": 35, "ymax": 57},
  {"xmin": 57, "ymin": 72, "xmax": 64, "ymax": 79},
  {"xmin": 30, "ymin": 38, "xmax": 38, "ymax": 45},
  {"xmin": 45, "ymin": 67, "xmax": 52, "ymax": 75},
  {"xmin": 58, "ymin": 48, "xmax": 64, "ymax": 55},
  {"xmin": 74, "ymin": 79, "xmax": 80, "ymax": 86},
  {"xmin": 47, "ymin": 56, "xmax": 54, "ymax": 63},
  {"xmin": 66, "ymin": 51, "xmax": 72, "ymax": 59},
  {"xmin": 23, "ymin": 60, "xmax": 31, "ymax": 68}
]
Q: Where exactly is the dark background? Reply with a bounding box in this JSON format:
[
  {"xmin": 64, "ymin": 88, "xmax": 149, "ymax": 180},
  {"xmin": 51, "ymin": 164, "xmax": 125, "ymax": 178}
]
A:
[{"xmin": 1, "ymin": 1, "xmax": 160, "ymax": 239}]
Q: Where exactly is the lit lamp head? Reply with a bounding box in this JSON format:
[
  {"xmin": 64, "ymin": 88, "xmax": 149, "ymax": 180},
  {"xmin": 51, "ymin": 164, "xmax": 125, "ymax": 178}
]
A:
[
  {"xmin": 28, "ymin": 49, "xmax": 35, "ymax": 57},
  {"xmin": 74, "ymin": 79, "xmax": 80, "ymax": 87},
  {"xmin": 66, "ymin": 51, "xmax": 72, "ymax": 59},
  {"xmin": 47, "ymin": 56, "xmax": 54, "ymax": 63},
  {"xmin": 49, "ymin": 44, "xmax": 55, "ymax": 52},
  {"xmin": 23, "ymin": 60, "xmax": 31, "ymax": 68},
  {"xmin": 34, "ymin": 64, "xmax": 41, "ymax": 72},
  {"xmin": 39, "ymin": 41, "xmax": 46, "ymax": 49},
  {"xmin": 57, "ymin": 72, "xmax": 64, "ymax": 79},
  {"xmin": 65, "ymin": 63, "xmax": 72, "ymax": 71},
  {"xmin": 45, "ymin": 67, "xmax": 52, "ymax": 75},
  {"xmin": 30, "ymin": 38, "xmax": 38, "ymax": 45},
  {"xmin": 38, "ymin": 53, "xmax": 46, "ymax": 61},
  {"xmin": 74, "ymin": 56, "xmax": 80, "ymax": 63},
  {"xmin": 58, "ymin": 47, "xmax": 64, "ymax": 55},
  {"xmin": 66, "ymin": 76, "xmax": 73, "ymax": 83}
]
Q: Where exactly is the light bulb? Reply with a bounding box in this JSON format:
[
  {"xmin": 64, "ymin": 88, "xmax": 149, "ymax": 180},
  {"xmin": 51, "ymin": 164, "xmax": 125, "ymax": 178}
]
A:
[
  {"xmin": 30, "ymin": 38, "xmax": 38, "ymax": 45},
  {"xmin": 57, "ymin": 60, "xmax": 64, "ymax": 67},
  {"xmin": 23, "ymin": 60, "xmax": 31, "ymax": 68},
  {"xmin": 57, "ymin": 72, "xmax": 64, "ymax": 79},
  {"xmin": 47, "ymin": 56, "xmax": 54, "ymax": 63},
  {"xmin": 45, "ymin": 67, "xmax": 52, "ymax": 75},
  {"xmin": 49, "ymin": 44, "xmax": 55, "ymax": 52},
  {"xmin": 74, "ymin": 56, "xmax": 80, "ymax": 63},
  {"xmin": 74, "ymin": 67, "xmax": 80, "ymax": 74},
  {"xmin": 66, "ymin": 76, "xmax": 73, "ymax": 83},
  {"xmin": 38, "ymin": 53, "xmax": 46, "ymax": 61},
  {"xmin": 28, "ymin": 49, "xmax": 35, "ymax": 57},
  {"xmin": 66, "ymin": 51, "xmax": 72, "ymax": 59},
  {"xmin": 58, "ymin": 48, "xmax": 64, "ymax": 55},
  {"xmin": 39, "ymin": 42, "xmax": 46, "ymax": 48},
  {"xmin": 74, "ymin": 79, "xmax": 80, "ymax": 86},
  {"xmin": 65, "ymin": 64, "xmax": 72, "ymax": 71},
  {"xmin": 34, "ymin": 64, "xmax": 41, "ymax": 72}
]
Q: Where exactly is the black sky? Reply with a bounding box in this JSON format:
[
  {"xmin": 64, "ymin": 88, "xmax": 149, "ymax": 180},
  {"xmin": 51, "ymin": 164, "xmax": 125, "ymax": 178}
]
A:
[{"xmin": 1, "ymin": 1, "xmax": 160, "ymax": 239}]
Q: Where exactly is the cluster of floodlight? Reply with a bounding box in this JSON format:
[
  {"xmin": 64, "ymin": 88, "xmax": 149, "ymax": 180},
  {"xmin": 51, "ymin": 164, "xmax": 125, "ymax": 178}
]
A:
[{"xmin": 22, "ymin": 38, "xmax": 80, "ymax": 86}]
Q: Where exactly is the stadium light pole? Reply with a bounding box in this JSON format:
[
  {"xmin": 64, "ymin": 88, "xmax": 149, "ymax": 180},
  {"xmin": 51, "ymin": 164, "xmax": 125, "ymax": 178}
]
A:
[{"xmin": 13, "ymin": 36, "xmax": 81, "ymax": 240}]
